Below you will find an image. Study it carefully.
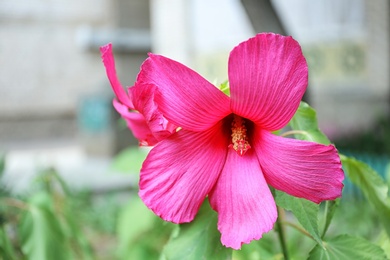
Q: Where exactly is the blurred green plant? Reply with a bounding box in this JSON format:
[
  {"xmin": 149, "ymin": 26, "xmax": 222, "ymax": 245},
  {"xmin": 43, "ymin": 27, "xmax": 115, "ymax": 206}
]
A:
[
  {"xmin": 0, "ymin": 149, "xmax": 171, "ymax": 260},
  {"xmin": 0, "ymin": 102, "xmax": 389, "ymax": 259},
  {"xmin": 0, "ymin": 166, "xmax": 94, "ymax": 260}
]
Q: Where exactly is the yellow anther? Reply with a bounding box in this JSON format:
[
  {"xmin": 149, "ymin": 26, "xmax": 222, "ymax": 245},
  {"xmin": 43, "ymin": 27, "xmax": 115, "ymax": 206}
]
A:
[{"xmin": 228, "ymin": 115, "xmax": 251, "ymax": 156}]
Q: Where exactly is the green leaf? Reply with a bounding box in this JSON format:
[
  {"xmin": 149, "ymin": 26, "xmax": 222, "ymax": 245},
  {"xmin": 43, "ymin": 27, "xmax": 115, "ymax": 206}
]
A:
[
  {"xmin": 233, "ymin": 232, "xmax": 278, "ymax": 260},
  {"xmin": 340, "ymin": 155, "xmax": 390, "ymax": 237},
  {"xmin": 308, "ymin": 234, "xmax": 386, "ymax": 260},
  {"xmin": 36, "ymin": 168, "xmax": 72, "ymax": 196},
  {"xmin": 385, "ymin": 163, "xmax": 390, "ymax": 189},
  {"xmin": 275, "ymin": 190, "xmax": 322, "ymax": 246},
  {"xmin": 162, "ymin": 199, "xmax": 232, "ymax": 260},
  {"xmin": 321, "ymin": 199, "xmax": 340, "ymax": 238},
  {"xmin": 0, "ymin": 226, "xmax": 17, "ymax": 260},
  {"xmin": 117, "ymin": 195, "xmax": 159, "ymax": 258},
  {"xmin": 289, "ymin": 101, "xmax": 330, "ymax": 145},
  {"xmin": 219, "ymin": 80, "xmax": 230, "ymax": 96},
  {"xmin": 0, "ymin": 153, "xmax": 4, "ymax": 176},
  {"xmin": 19, "ymin": 192, "xmax": 70, "ymax": 260},
  {"xmin": 377, "ymin": 231, "xmax": 390, "ymax": 259},
  {"xmin": 110, "ymin": 147, "xmax": 149, "ymax": 176},
  {"xmin": 62, "ymin": 202, "xmax": 94, "ymax": 260}
]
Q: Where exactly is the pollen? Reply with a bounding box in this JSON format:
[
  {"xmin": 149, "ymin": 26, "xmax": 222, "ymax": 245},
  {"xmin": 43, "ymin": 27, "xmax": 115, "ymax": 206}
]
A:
[{"xmin": 228, "ymin": 115, "xmax": 251, "ymax": 156}]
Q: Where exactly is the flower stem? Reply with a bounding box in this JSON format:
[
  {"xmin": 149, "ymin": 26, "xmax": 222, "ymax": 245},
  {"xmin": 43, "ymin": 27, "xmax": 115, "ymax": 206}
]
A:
[{"xmin": 276, "ymin": 207, "xmax": 289, "ymax": 260}]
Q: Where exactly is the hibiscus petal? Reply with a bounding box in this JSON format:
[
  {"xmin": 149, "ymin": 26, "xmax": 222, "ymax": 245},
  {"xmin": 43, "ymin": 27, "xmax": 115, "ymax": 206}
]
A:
[
  {"xmin": 113, "ymin": 99, "xmax": 158, "ymax": 146},
  {"xmin": 229, "ymin": 33, "xmax": 308, "ymax": 131},
  {"xmin": 139, "ymin": 121, "xmax": 229, "ymax": 223},
  {"xmin": 130, "ymin": 83, "xmax": 176, "ymax": 141},
  {"xmin": 100, "ymin": 43, "xmax": 133, "ymax": 108},
  {"xmin": 137, "ymin": 54, "xmax": 231, "ymax": 131},
  {"xmin": 209, "ymin": 149, "xmax": 277, "ymax": 250},
  {"xmin": 254, "ymin": 130, "xmax": 344, "ymax": 203}
]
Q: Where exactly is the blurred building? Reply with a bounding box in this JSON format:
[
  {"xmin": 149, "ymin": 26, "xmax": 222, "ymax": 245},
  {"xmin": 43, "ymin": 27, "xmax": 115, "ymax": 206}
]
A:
[
  {"xmin": 0, "ymin": 0, "xmax": 150, "ymax": 155},
  {"xmin": 272, "ymin": 0, "xmax": 389, "ymax": 139},
  {"xmin": 0, "ymin": 0, "xmax": 151, "ymax": 193},
  {"xmin": 0, "ymin": 0, "xmax": 389, "ymax": 154}
]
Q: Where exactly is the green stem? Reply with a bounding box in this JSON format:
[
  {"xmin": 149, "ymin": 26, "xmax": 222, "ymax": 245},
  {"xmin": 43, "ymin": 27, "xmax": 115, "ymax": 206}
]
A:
[
  {"xmin": 276, "ymin": 207, "xmax": 289, "ymax": 260},
  {"xmin": 321, "ymin": 200, "xmax": 329, "ymax": 238},
  {"xmin": 282, "ymin": 221, "xmax": 315, "ymax": 241}
]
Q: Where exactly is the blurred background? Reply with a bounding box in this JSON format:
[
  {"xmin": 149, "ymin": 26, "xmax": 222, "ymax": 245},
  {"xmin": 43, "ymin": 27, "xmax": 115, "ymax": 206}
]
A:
[
  {"xmin": 0, "ymin": 0, "xmax": 389, "ymax": 258},
  {"xmin": 1, "ymin": 0, "xmax": 389, "ymax": 183}
]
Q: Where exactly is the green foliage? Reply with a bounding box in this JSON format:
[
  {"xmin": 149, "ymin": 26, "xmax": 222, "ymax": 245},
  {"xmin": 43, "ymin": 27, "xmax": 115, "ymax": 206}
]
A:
[
  {"xmin": 275, "ymin": 190, "xmax": 322, "ymax": 246},
  {"xmin": 288, "ymin": 101, "xmax": 330, "ymax": 145},
  {"xmin": 321, "ymin": 199, "xmax": 340, "ymax": 238},
  {"xmin": 116, "ymin": 195, "xmax": 172, "ymax": 259},
  {"xmin": 340, "ymin": 155, "xmax": 390, "ymax": 237},
  {"xmin": 0, "ymin": 153, "xmax": 5, "ymax": 178},
  {"xmin": 378, "ymin": 231, "xmax": 390, "ymax": 259},
  {"xmin": 387, "ymin": 163, "xmax": 390, "ymax": 188},
  {"xmin": 219, "ymin": 80, "xmax": 230, "ymax": 96},
  {"xmin": 1, "ymin": 101, "xmax": 389, "ymax": 259},
  {"xmin": 233, "ymin": 232, "xmax": 279, "ymax": 260},
  {"xmin": 20, "ymin": 192, "xmax": 70, "ymax": 260},
  {"xmin": 286, "ymin": 101, "xmax": 390, "ymax": 259},
  {"xmin": 61, "ymin": 197, "xmax": 94, "ymax": 260},
  {"xmin": 0, "ymin": 166, "xmax": 95, "ymax": 260},
  {"xmin": 0, "ymin": 226, "xmax": 17, "ymax": 260},
  {"xmin": 308, "ymin": 234, "xmax": 386, "ymax": 260},
  {"xmin": 162, "ymin": 199, "xmax": 232, "ymax": 260}
]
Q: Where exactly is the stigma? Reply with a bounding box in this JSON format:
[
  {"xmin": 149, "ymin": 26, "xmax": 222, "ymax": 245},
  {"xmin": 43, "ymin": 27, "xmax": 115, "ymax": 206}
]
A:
[{"xmin": 228, "ymin": 115, "xmax": 251, "ymax": 156}]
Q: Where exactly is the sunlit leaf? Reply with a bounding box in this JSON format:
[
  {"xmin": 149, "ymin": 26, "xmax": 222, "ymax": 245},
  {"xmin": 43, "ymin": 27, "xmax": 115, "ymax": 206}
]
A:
[
  {"xmin": 378, "ymin": 231, "xmax": 390, "ymax": 259},
  {"xmin": 162, "ymin": 199, "xmax": 232, "ymax": 260},
  {"xmin": 19, "ymin": 192, "xmax": 70, "ymax": 260},
  {"xmin": 340, "ymin": 155, "xmax": 390, "ymax": 237},
  {"xmin": 275, "ymin": 190, "xmax": 322, "ymax": 246},
  {"xmin": 308, "ymin": 234, "xmax": 386, "ymax": 260},
  {"xmin": 289, "ymin": 101, "xmax": 330, "ymax": 145},
  {"xmin": 219, "ymin": 80, "xmax": 230, "ymax": 96}
]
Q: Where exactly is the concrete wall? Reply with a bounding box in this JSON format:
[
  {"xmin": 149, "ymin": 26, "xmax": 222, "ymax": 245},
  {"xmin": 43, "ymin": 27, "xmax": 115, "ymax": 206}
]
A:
[
  {"xmin": 0, "ymin": 0, "xmax": 150, "ymax": 154},
  {"xmin": 273, "ymin": 0, "xmax": 389, "ymax": 139}
]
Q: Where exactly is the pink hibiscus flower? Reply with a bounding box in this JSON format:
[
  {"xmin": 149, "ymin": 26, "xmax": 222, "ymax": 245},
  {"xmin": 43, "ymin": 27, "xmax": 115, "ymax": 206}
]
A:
[
  {"xmin": 100, "ymin": 44, "xmax": 176, "ymax": 146},
  {"xmin": 102, "ymin": 33, "xmax": 344, "ymax": 249}
]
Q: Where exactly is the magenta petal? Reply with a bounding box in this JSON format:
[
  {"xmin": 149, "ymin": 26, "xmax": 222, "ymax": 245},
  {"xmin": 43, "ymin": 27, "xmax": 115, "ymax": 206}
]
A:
[
  {"xmin": 113, "ymin": 100, "xmax": 158, "ymax": 146},
  {"xmin": 254, "ymin": 130, "xmax": 344, "ymax": 203},
  {"xmin": 137, "ymin": 54, "xmax": 231, "ymax": 131},
  {"xmin": 229, "ymin": 33, "xmax": 308, "ymax": 131},
  {"xmin": 100, "ymin": 43, "xmax": 134, "ymax": 108},
  {"xmin": 209, "ymin": 149, "xmax": 277, "ymax": 250},
  {"xmin": 139, "ymin": 122, "xmax": 229, "ymax": 223},
  {"xmin": 130, "ymin": 83, "xmax": 176, "ymax": 142}
]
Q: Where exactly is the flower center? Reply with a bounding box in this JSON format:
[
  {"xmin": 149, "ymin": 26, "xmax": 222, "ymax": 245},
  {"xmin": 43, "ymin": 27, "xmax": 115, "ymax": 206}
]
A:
[{"xmin": 228, "ymin": 115, "xmax": 251, "ymax": 156}]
